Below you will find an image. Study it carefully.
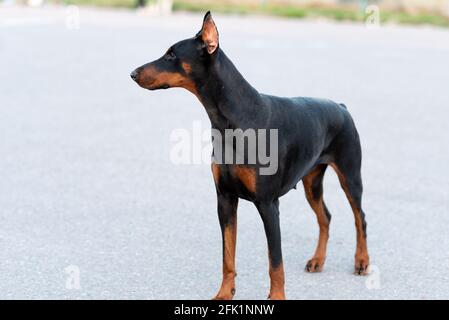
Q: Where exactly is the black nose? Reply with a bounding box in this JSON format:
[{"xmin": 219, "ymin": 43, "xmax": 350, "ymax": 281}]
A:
[{"xmin": 130, "ymin": 70, "xmax": 139, "ymax": 81}]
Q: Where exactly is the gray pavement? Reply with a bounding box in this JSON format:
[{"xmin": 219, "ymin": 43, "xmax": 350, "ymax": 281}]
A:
[{"xmin": 1, "ymin": 6, "xmax": 449, "ymax": 299}]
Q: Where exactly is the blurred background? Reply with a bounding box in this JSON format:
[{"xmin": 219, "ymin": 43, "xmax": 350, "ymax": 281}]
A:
[
  {"xmin": 1, "ymin": 0, "xmax": 449, "ymax": 299},
  {"xmin": 3, "ymin": 0, "xmax": 449, "ymax": 26}
]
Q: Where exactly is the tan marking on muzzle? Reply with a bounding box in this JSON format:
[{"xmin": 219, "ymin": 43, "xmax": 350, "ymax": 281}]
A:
[{"xmin": 137, "ymin": 65, "xmax": 198, "ymax": 96}]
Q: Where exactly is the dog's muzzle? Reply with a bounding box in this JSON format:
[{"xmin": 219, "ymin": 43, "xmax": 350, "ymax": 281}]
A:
[{"xmin": 130, "ymin": 69, "xmax": 139, "ymax": 82}]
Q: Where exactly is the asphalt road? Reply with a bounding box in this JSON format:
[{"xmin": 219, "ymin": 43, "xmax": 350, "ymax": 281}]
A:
[{"xmin": 1, "ymin": 5, "xmax": 449, "ymax": 300}]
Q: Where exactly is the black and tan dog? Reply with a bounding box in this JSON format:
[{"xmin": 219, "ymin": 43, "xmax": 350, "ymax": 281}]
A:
[{"xmin": 131, "ymin": 12, "xmax": 370, "ymax": 300}]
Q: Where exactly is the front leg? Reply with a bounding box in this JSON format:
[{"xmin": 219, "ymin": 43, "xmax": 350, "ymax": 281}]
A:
[
  {"xmin": 256, "ymin": 199, "xmax": 286, "ymax": 300},
  {"xmin": 213, "ymin": 193, "xmax": 239, "ymax": 300}
]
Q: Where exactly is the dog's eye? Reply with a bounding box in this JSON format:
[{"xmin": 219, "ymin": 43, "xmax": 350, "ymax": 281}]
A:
[{"xmin": 165, "ymin": 51, "xmax": 176, "ymax": 61}]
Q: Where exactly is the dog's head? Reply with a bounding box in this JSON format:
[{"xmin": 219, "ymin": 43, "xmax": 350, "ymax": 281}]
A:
[{"xmin": 130, "ymin": 11, "xmax": 219, "ymax": 95}]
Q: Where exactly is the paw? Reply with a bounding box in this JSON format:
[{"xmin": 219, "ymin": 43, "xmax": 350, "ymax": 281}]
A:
[
  {"xmin": 267, "ymin": 292, "xmax": 286, "ymax": 300},
  {"xmin": 212, "ymin": 288, "xmax": 235, "ymax": 300},
  {"xmin": 305, "ymin": 257, "xmax": 325, "ymax": 273},
  {"xmin": 354, "ymin": 257, "xmax": 369, "ymax": 276}
]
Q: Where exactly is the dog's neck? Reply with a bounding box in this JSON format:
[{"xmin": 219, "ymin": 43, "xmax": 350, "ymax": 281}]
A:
[{"xmin": 195, "ymin": 49, "xmax": 268, "ymax": 130}]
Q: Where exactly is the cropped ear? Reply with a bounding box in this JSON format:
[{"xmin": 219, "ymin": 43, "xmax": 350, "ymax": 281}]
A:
[{"xmin": 200, "ymin": 11, "xmax": 219, "ymax": 54}]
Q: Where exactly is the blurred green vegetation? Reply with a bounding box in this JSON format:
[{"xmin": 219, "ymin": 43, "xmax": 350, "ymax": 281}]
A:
[
  {"xmin": 381, "ymin": 10, "xmax": 449, "ymax": 27},
  {"xmin": 173, "ymin": 1, "xmax": 360, "ymax": 21},
  {"xmin": 62, "ymin": 0, "xmax": 136, "ymax": 7},
  {"xmin": 59, "ymin": 0, "xmax": 449, "ymax": 27},
  {"xmin": 173, "ymin": 1, "xmax": 449, "ymax": 26}
]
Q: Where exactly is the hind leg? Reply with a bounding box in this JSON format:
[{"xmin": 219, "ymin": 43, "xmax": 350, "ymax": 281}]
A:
[
  {"xmin": 303, "ymin": 164, "xmax": 332, "ymax": 273},
  {"xmin": 330, "ymin": 158, "xmax": 369, "ymax": 275}
]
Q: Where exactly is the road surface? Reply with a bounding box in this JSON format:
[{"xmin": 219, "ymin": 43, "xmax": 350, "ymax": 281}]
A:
[{"xmin": 1, "ymin": 5, "xmax": 449, "ymax": 299}]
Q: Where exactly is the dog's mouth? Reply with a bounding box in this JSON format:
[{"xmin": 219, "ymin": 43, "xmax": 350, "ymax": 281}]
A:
[
  {"xmin": 136, "ymin": 78, "xmax": 170, "ymax": 91},
  {"xmin": 133, "ymin": 80, "xmax": 168, "ymax": 91},
  {"xmin": 153, "ymin": 84, "xmax": 170, "ymax": 90},
  {"xmin": 146, "ymin": 83, "xmax": 170, "ymax": 91},
  {"xmin": 131, "ymin": 66, "xmax": 174, "ymax": 91}
]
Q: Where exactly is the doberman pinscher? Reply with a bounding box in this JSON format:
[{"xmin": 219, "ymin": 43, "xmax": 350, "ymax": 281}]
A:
[{"xmin": 131, "ymin": 12, "xmax": 370, "ymax": 300}]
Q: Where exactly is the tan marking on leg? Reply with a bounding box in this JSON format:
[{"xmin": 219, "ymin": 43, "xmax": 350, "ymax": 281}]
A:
[
  {"xmin": 303, "ymin": 170, "xmax": 330, "ymax": 272},
  {"xmin": 330, "ymin": 163, "xmax": 370, "ymax": 275},
  {"xmin": 268, "ymin": 263, "xmax": 285, "ymax": 300},
  {"xmin": 353, "ymin": 213, "xmax": 370, "ymax": 275},
  {"xmin": 213, "ymin": 222, "xmax": 237, "ymax": 300},
  {"xmin": 233, "ymin": 166, "xmax": 256, "ymax": 193},
  {"xmin": 211, "ymin": 163, "xmax": 221, "ymax": 185}
]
